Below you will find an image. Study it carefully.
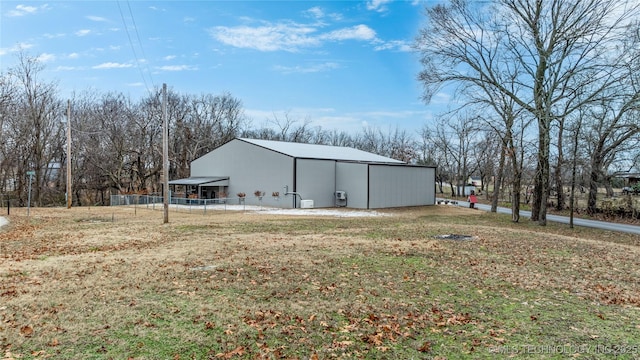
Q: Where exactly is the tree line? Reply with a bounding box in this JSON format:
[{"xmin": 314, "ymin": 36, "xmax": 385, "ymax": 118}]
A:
[
  {"xmin": 1, "ymin": 0, "xmax": 639, "ymax": 227},
  {"xmin": 0, "ymin": 52, "xmax": 421, "ymax": 208},
  {"xmin": 414, "ymin": 0, "xmax": 640, "ymax": 225}
]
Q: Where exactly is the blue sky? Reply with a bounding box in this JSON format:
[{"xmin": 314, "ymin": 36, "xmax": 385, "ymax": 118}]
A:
[{"xmin": 1, "ymin": 1, "xmax": 447, "ymax": 134}]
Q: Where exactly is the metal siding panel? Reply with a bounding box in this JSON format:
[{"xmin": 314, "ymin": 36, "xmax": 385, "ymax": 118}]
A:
[
  {"xmin": 190, "ymin": 139, "xmax": 295, "ymax": 208},
  {"xmin": 295, "ymin": 159, "xmax": 336, "ymax": 208},
  {"xmin": 336, "ymin": 162, "xmax": 368, "ymax": 208},
  {"xmin": 368, "ymin": 165, "xmax": 436, "ymax": 208}
]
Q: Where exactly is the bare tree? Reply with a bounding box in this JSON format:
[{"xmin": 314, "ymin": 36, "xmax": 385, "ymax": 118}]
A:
[
  {"xmin": 268, "ymin": 111, "xmax": 312, "ymax": 143},
  {"xmin": 418, "ymin": 126, "xmax": 448, "ymax": 193},
  {"xmin": 583, "ymin": 95, "xmax": 640, "ymax": 214},
  {"xmin": 472, "ymin": 133, "xmax": 499, "ymax": 196},
  {"xmin": 327, "ymin": 129, "xmax": 356, "ymax": 147},
  {"xmin": 421, "ymin": 115, "xmax": 478, "ymax": 197},
  {"xmin": 350, "ymin": 126, "xmax": 418, "ymax": 162},
  {"xmin": 584, "ymin": 26, "xmax": 640, "ymax": 214},
  {"xmin": 84, "ymin": 92, "xmax": 135, "ymax": 195},
  {"xmin": 131, "ymin": 91, "xmax": 165, "ymax": 193},
  {"xmin": 170, "ymin": 91, "xmax": 246, "ymax": 180},
  {"xmin": 415, "ymin": 0, "xmax": 639, "ymax": 225},
  {"xmin": 67, "ymin": 90, "xmax": 108, "ymax": 205},
  {"xmin": 0, "ymin": 71, "xmax": 18, "ymax": 196},
  {"xmin": 6, "ymin": 52, "xmax": 64, "ymax": 205},
  {"xmin": 388, "ymin": 128, "xmax": 418, "ymax": 163}
]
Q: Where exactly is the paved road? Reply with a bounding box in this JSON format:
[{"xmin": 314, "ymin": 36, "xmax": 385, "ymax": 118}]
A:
[{"xmin": 437, "ymin": 198, "xmax": 640, "ymax": 235}]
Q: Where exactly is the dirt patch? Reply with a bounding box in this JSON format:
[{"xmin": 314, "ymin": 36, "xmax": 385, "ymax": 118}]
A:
[{"xmin": 434, "ymin": 234, "xmax": 477, "ymax": 241}]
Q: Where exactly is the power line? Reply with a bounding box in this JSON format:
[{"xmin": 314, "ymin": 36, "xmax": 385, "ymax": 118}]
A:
[
  {"xmin": 126, "ymin": 0, "xmax": 155, "ymax": 88},
  {"xmin": 117, "ymin": 0, "xmax": 154, "ymax": 96}
]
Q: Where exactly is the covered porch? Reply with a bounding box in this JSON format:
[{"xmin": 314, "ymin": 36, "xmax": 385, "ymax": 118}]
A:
[{"xmin": 168, "ymin": 176, "xmax": 229, "ymax": 200}]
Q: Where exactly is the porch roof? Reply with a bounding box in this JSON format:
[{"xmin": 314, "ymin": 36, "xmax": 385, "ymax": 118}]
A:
[{"xmin": 168, "ymin": 176, "xmax": 229, "ymax": 186}]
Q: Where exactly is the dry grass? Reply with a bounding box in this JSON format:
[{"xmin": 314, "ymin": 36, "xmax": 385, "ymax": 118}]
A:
[{"xmin": 1, "ymin": 205, "xmax": 640, "ymax": 359}]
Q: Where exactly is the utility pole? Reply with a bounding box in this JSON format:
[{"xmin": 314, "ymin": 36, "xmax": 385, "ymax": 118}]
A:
[
  {"xmin": 66, "ymin": 100, "xmax": 72, "ymax": 209},
  {"xmin": 27, "ymin": 171, "xmax": 35, "ymax": 217},
  {"xmin": 162, "ymin": 83, "xmax": 169, "ymax": 223}
]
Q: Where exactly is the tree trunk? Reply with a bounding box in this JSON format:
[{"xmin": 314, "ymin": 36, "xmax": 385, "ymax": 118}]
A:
[
  {"xmin": 554, "ymin": 121, "xmax": 565, "ymax": 210},
  {"xmin": 587, "ymin": 164, "xmax": 601, "ymax": 215},
  {"xmin": 491, "ymin": 142, "xmax": 506, "ymax": 213},
  {"xmin": 531, "ymin": 120, "xmax": 551, "ymax": 225},
  {"xmin": 512, "ymin": 174, "xmax": 521, "ymax": 223}
]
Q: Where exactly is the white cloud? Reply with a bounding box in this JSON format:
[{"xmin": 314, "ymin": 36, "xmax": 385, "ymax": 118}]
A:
[
  {"xmin": 273, "ymin": 62, "xmax": 340, "ymax": 74},
  {"xmin": 305, "ymin": 6, "xmax": 324, "ymax": 19},
  {"xmin": 0, "ymin": 42, "xmax": 34, "ymax": 55},
  {"xmin": 93, "ymin": 62, "xmax": 132, "ymax": 69},
  {"xmin": 155, "ymin": 65, "xmax": 197, "ymax": 71},
  {"xmin": 210, "ymin": 22, "xmax": 378, "ymax": 52},
  {"xmin": 75, "ymin": 29, "xmax": 91, "ymax": 37},
  {"xmin": 366, "ymin": 0, "xmax": 393, "ymax": 12},
  {"xmin": 44, "ymin": 33, "xmax": 65, "ymax": 39},
  {"xmin": 305, "ymin": 8, "xmax": 344, "ymax": 22},
  {"xmin": 55, "ymin": 66, "xmax": 78, "ymax": 71},
  {"xmin": 374, "ymin": 40, "xmax": 412, "ymax": 52},
  {"xmin": 68, "ymin": 53, "xmax": 80, "ymax": 59},
  {"xmin": 86, "ymin": 15, "xmax": 107, "ymax": 22},
  {"xmin": 6, "ymin": 4, "xmax": 38, "ymax": 17},
  {"xmin": 36, "ymin": 53, "xmax": 56, "ymax": 62},
  {"xmin": 210, "ymin": 23, "xmax": 319, "ymax": 52},
  {"xmin": 322, "ymin": 25, "xmax": 377, "ymax": 41},
  {"xmin": 163, "ymin": 55, "xmax": 176, "ymax": 61}
]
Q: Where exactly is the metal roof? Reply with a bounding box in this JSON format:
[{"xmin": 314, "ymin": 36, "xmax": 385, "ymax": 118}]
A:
[
  {"xmin": 238, "ymin": 138, "xmax": 404, "ymax": 164},
  {"xmin": 168, "ymin": 176, "xmax": 229, "ymax": 186}
]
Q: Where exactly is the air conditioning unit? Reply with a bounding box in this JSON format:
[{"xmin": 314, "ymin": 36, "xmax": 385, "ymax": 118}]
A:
[
  {"xmin": 335, "ymin": 191, "xmax": 347, "ymax": 200},
  {"xmin": 300, "ymin": 199, "xmax": 314, "ymax": 209}
]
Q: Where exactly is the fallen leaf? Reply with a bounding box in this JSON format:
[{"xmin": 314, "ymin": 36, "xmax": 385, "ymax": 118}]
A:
[
  {"xmin": 215, "ymin": 346, "xmax": 245, "ymax": 359},
  {"xmin": 418, "ymin": 341, "xmax": 431, "ymax": 352},
  {"xmin": 20, "ymin": 325, "xmax": 33, "ymax": 337}
]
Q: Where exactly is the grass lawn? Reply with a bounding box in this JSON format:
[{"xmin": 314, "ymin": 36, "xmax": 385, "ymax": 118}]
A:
[{"xmin": 1, "ymin": 205, "xmax": 639, "ymax": 359}]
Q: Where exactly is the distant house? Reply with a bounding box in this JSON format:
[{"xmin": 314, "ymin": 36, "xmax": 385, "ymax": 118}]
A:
[
  {"xmin": 468, "ymin": 176, "xmax": 482, "ymax": 188},
  {"xmin": 168, "ymin": 138, "xmax": 437, "ymax": 209},
  {"xmin": 616, "ymin": 173, "xmax": 640, "ymax": 186},
  {"xmin": 614, "ymin": 172, "xmax": 640, "ymax": 194}
]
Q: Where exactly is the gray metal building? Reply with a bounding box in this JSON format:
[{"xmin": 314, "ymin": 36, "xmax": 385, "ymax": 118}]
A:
[{"xmin": 169, "ymin": 138, "xmax": 436, "ymax": 209}]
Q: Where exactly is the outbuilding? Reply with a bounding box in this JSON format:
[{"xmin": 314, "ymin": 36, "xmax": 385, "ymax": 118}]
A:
[{"xmin": 169, "ymin": 138, "xmax": 436, "ymax": 209}]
